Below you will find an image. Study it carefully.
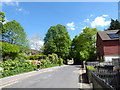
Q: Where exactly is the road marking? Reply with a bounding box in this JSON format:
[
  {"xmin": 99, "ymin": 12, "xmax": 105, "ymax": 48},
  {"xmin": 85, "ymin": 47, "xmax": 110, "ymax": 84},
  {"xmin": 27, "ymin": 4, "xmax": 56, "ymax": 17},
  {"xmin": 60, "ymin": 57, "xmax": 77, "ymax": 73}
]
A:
[
  {"xmin": 1, "ymin": 81, "xmax": 18, "ymax": 88},
  {"xmin": 0, "ymin": 65, "xmax": 65, "ymax": 88},
  {"xmin": 80, "ymin": 69, "xmax": 82, "ymax": 88}
]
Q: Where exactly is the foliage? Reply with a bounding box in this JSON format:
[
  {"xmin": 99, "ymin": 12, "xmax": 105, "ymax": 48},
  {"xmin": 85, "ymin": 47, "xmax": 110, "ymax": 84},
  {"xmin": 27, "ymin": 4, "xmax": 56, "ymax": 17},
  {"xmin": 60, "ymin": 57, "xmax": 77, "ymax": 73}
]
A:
[
  {"xmin": 48, "ymin": 53, "xmax": 59, "ymax": 64},
  {"xmin": 0, "ymin": 59, "xmax": 37, "ymax": 77},
  {"xmin": 44, "ymin": 24, "xmax": 71, "ymax": 60},
  {"xmin": 108, "ymin": 19, "xmax": 120, "ymax": 30},
  {"xmin": 27, "ymin": 55, "xmax": 47, "ymax": 60},
  {"xmin": 86, "ymin": 65, "xmax": 96, "ymax": 71},
  {"xmin": 2, "ymin": 20, "xmax": 28, "ymax": 47},
  {"xmin": 99, "ymin": 59, "xmax": 104, "ymax": 62},
  {"xmin": 33, "ymin": 53, "xmax": 63, "ymax": 68},
  {"xmin": 0, "ymin": 11, "xmax": 5, "ymax": 22},
  {"xmin": 58, "ymin": 58, "xmax": 63, "ymax": 65},
  {"xmin": 1, "ymin": 42, "xmax": 20, "ymax": 60},
  {"xmin": 0, "ymin": 11, "xmax": 5, "ymax": 39},
  {"xmin": 70, "ymin": 27, "xmax": 98, "ymax": 64},
  {"xmin": 0, "ymin": 53, "xmax": 64, "ymax": 78}
]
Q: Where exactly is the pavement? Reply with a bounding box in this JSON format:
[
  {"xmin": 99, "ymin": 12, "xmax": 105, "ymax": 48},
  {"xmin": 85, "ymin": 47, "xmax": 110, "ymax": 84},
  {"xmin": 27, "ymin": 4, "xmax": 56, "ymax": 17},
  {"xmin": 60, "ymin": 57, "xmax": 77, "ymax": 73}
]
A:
[{"xmin": 0, "ymin": 65, "xmax": 92, "ymax": 89}]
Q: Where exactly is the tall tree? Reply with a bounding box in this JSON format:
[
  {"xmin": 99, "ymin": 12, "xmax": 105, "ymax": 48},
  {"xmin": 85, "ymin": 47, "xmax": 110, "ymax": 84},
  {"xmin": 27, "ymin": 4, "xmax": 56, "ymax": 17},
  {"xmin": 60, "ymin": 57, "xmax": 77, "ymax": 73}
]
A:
[
  {"xmin": 0, "ymin": 11, "xmax": 5, "ymax": 39},
  {"xmin": 0, "ymin": 11, "xmax": 5, "ymax": 22},
  {"xmin": 108, "ymin": 19, "xmax": 120, "ymax": 30},
  {"xmin": 70, "ymin": 27, "xmax": 98, "ymax": 64},
  {"xmin": 3, "ymin": 20, "xmax": 28, "ymax": 47},
  {"xmin": 44, "ymin": 24, "xmax": 71, "ymax": 60}
]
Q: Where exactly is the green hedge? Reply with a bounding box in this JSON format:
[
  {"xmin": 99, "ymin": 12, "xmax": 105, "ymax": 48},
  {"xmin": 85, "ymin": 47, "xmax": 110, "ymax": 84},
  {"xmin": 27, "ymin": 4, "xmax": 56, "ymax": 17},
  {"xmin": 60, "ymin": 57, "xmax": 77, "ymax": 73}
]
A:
[
  {"xmin": 27, "ymin": 55, "xmax": 47, "ymax": 60},
  {"xmin": 1, "ymin": 42, "xmax": 20, "ymax": 60},
  {"xmin": 0, "ymin": 58, "xmax": 37, "ymax": 77},
  {"xmin": 86, "ymin": 65, "xmax": 96, "ymax": 71},
  {"xmin": 0, "ymin": 53, "xmax": 64, "ymax": 78}
]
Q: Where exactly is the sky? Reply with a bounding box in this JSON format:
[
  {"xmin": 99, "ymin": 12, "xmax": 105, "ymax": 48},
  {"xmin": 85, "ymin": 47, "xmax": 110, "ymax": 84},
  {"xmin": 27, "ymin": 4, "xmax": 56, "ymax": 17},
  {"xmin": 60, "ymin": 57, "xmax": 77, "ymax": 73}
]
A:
[{"xmin": 0, "ymin": 1, "xmax": 118, "ymax": 50}]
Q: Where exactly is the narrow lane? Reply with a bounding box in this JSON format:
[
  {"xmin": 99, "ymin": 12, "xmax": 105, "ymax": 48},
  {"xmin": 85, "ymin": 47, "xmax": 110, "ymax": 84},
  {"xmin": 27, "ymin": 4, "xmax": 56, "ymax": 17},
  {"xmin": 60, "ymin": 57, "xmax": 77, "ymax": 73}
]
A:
[{"xmin": 3, "ymin": 65, "xmax": 81, "ymax": 88}]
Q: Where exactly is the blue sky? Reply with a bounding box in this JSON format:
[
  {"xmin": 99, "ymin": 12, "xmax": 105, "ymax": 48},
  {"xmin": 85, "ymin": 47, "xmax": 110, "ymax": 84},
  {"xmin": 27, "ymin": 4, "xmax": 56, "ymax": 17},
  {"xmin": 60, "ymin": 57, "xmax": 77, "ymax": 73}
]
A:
[{"xmin": 1, "ymin": 2, "xmax": 118, "ymax": 49}]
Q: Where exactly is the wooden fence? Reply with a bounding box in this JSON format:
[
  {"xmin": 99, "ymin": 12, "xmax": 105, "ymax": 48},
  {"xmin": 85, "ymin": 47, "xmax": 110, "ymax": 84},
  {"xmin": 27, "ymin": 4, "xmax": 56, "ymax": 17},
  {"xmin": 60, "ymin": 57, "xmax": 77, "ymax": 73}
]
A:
[{"xmin": 85, "ymin": 62, "xmax": 120, "ymax": 90}]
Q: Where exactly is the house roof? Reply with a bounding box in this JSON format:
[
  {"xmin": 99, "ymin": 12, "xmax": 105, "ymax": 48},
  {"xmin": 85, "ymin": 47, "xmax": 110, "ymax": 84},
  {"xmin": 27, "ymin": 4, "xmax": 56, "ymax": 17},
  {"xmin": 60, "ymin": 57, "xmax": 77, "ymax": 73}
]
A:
[
  {"xmin": 116, "ymin": 30, "xmax": 120, "ymax": 34},
  {"xmin": 98, "ymin": 30, "xmax": 119, "ymax": 41}
]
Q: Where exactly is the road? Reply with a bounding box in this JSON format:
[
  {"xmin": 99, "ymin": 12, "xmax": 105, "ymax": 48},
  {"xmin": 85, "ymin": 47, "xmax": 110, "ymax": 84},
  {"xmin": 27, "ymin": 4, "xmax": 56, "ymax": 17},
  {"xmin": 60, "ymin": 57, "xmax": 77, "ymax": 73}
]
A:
[{"xmin": 2, "ymin": 65, "xmax": 82, "ymax": 88}]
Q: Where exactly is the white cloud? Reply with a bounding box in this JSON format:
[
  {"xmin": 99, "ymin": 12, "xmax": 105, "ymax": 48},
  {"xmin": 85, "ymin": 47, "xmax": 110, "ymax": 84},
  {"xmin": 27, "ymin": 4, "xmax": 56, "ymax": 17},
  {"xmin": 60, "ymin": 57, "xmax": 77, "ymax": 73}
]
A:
[
  {"xmin": 90, "ymin": 14, "xmax": 93, "ymax": 17},
  {"xmin": 1, "ymin": 0, "xmax": 19, "ymax": 8},
  {"xmin": 90, "ymin": 15, "xmax": 110, "ymax": 28},
  {"xmin": 16, "ymin": 8, "xmax": 22, "ymax": 11},
  {"xmin": 2, "ymin": 17, "xmax": 9, "ymax": 24},
  {"xmin": 1, "ymin": 0, "xmax": 13, "ymax": 2},
  {"xmin": 18, "ymin": 8, "xmax": 22, "ymax": 11},
  {"xmin": 29, "ymin": 34, "xmax": 44, "ymax": 50},
  {"xmin": 84, "ymin": 18, "xmax": 90, "ymax": 23},
  {"xmin": 30, "ymin": 40, "xmax": 44, "ymax": 50},
  {"xmin": 81, "ymin": 26, "xmax": 87, "ymax": 30},
  {"xmin": 102, "ymin": 14, "xmax": 109, "ymax": 17},
  {"xmin": 66, "ymin": 22, "xmax": 75, "ymax": 30}
]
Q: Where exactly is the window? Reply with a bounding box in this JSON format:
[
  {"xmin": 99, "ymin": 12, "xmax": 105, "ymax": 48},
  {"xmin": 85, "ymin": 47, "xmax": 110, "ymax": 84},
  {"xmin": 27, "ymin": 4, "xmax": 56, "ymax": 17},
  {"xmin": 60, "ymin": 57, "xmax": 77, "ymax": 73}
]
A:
[{"xmin": 108, "ymin": 33, "xmax": 119, "ymax": 38}]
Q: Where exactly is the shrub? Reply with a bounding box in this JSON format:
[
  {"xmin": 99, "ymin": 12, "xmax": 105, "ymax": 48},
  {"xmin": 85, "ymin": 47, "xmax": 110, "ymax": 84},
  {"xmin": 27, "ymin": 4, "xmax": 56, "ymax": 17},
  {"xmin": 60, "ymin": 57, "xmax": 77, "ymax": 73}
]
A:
[
  {"xmin": 27, "ymin": 55, "xmax": 47, "ymax": 60},
  {"xmin": 0, "ymin": 59, "xmax": 37, "ymax": 77},
  {"xmin": 99, "ymin": 59, "xmax": 104, "ymax": 62},
  {"xmin": 86, "ymin": 65, "xmax": 96, "ymax": 71},
  {"xmin": 48, "ymin": 53, "xmax": 59, "ymax": 64},
  {"xmin": 1, "ymin": 42, "xmax": 20, "ymax": 60},
  {"xmin": 58, "ymin": 58, "xmax": 63, "ymax": 65}
]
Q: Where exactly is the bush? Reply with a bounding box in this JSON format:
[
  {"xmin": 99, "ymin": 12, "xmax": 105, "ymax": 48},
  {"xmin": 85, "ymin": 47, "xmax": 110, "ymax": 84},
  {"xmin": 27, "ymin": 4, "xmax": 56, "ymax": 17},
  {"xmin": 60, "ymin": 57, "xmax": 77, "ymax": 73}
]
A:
[
  {"xmin": 27, "ymin": 55, "xmax": 47, "ymax": 60},
  {"xmin": 1, "ymin": 42, "xmax": 20, "ymax": 60},
  {"xmin": 48, "ymin": 53, "xmax": 59, "ymax": 64},
  {"xmin": 58, "ymin": 58, "xmax": 63, "ymax": 65},
  {"xmin": 86, "ymin": 65, "xmax": 96, "ymax": 71},
  {"xmin": 38, "ymin": 53, "xmax": 63, "ymax": 68},
  {"xmin": 99, "ymin": 59, "xmax": 104, "ymax": 62},
  {"xmin": 0, "ymin": 59, "xmax": 37, "ymax": 77}
]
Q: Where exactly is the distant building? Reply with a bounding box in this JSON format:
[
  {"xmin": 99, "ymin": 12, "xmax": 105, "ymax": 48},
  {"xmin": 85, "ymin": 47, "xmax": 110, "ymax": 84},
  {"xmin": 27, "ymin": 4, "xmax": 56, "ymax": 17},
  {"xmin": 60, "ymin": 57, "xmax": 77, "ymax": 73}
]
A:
[
  {"xmin": 26, "ymin": 49, "xmax": 42, "ymax": 55},
  {"xmin": 96, "ymin": 30, "xmax": 120, "ymax": 62}
]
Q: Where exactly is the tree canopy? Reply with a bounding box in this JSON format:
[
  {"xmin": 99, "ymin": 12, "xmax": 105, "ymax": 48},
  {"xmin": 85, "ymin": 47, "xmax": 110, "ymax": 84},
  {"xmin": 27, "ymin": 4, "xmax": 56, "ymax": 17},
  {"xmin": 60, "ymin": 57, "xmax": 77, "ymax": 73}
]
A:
[
  {"xmin": 0, "ymin": 11, "xmax": 5, "ymax": 37},
  {"xmin": 0, "ymin": 11, "xmax": 5, "ymax": 22},
  {"xmin": 70, "ymin": 27, "xmax": 98, "ymax": 64},
  {"xmin": 44, "ymin": 24, "xmax": 71, "ymax": 60},
  {"xmin": 108, "ymin": 19, "xmax": 120, "ymax": 30},
  {"xmin": 2, "ymin": 20, "xmax": 28, "ymax": 47}
]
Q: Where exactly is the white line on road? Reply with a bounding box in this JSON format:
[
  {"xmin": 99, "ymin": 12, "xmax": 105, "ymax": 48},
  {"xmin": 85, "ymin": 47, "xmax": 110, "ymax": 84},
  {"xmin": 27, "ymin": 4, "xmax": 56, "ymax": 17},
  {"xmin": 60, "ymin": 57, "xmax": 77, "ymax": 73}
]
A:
[
  {"xmin": 1, "ymin": 81, "xmax": 19, "ymax": 88},
  {"xmin": 79, "ymin": 69, "xmax": 83, "ymax": 88},
  {"xmin": 0, "ymin": 66, "xmax": 65, "ymax": 88}
]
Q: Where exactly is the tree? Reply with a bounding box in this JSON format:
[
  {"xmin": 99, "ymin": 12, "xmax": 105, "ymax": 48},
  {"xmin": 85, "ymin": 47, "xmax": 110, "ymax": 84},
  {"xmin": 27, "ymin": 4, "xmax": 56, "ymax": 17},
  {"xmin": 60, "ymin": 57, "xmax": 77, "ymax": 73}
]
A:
[
  {"xmin": 44, "ymin": 24, "xmax": 71, "ymax": 60},
  {"xmin": 3, "ymin": 20, "xmax": 28, "ymax": 47},
  {"xmin": 0, "ymin": 11, "xmax": 5, "ymax": 39},
  {"xmin": 108, "ymin": 19, "xmax": 120, "ymax": 30},
  {"xmin": 0, "ymin": 11, "xmax": 5, "ymax": 22},
  {"xmin": 70, "ymin": 27, "xmax": 98, "ymax": 64}
]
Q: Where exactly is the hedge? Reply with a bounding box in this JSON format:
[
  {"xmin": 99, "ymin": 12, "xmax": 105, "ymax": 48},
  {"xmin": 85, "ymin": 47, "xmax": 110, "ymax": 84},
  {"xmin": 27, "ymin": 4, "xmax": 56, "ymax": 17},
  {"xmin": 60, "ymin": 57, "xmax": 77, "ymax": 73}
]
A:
[
  {"xmin": 27, "ymin": 55, "xmax": 47, "ymax": 60},
  {"xmin": 0, "ymin": 58, "xmax": 37, "ymax": 77}
]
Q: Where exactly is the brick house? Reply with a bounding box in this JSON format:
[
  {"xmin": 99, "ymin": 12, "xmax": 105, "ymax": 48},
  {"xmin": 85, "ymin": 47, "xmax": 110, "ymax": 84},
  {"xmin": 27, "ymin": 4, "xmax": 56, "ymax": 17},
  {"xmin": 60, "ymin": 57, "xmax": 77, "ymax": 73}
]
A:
[{"xmin": 96, "ymin": 30, "xmax": 120, "ymax": 62}]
